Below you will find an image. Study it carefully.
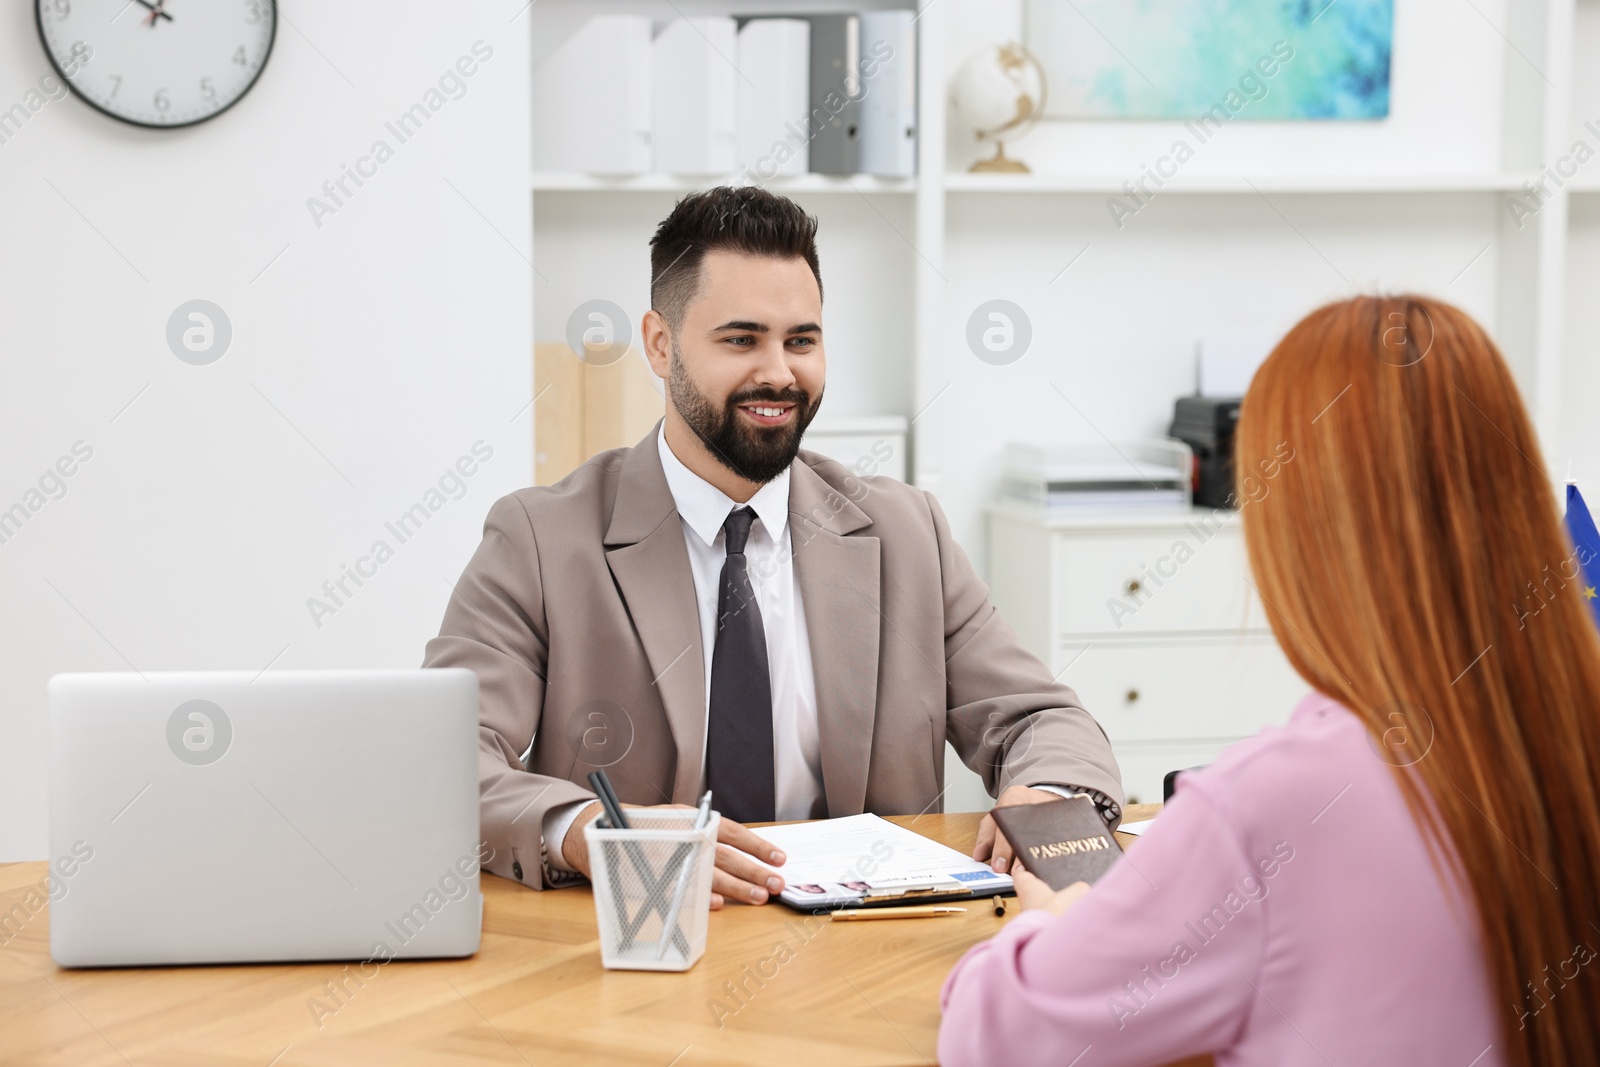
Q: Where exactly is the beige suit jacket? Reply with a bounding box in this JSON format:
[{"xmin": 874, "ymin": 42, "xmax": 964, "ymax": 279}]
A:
[{"xmin": 423, "ymin": 425, "xmax": 1123, "ymax": 888}]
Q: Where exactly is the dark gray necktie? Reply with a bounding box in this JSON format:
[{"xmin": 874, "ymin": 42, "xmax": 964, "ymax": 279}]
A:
[{"xmin": 705, "ymin": 506, "xmax": 775, "ymax": 824}]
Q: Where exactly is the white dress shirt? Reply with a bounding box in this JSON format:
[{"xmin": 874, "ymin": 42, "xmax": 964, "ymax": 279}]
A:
[
  {"xmin": 652, "ymin": 424, "xmax": 827, "ymax": 819},
  {"xmin": 543, "ymin": 427, "xmax": 825, "ymax": 871}
]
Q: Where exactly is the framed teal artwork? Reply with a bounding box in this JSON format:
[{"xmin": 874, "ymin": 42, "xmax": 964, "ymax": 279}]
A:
[{"xmin": 1026, "ymin": 0, "xmax": 1393, "ymax": 119}]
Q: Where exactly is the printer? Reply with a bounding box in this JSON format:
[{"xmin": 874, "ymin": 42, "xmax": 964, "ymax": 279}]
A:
[{"xmin": 1168, "ymin": 396, "xmax": 1242, "ymax": 510}]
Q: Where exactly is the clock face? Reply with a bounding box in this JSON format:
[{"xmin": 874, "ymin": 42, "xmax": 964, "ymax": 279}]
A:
[{"xmin": 36, "ymin": 0, "xmax": 276, "ymax": 129}]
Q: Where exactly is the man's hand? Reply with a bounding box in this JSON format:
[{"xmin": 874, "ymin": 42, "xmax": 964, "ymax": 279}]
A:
[
  {"xmin": 560, "ymin": 801, "xmax": 788, "ymax": 909},
  {"xmin": 972, "ymin": 784, "xmax": 1065, "ymax": 873},
  {"xmin": 1013, "ymin": 867, "xmax": 1091, "ymax": 916}
]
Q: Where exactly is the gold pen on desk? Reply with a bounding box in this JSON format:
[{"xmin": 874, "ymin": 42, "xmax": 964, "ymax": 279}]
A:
[{"xmin": 830, "ymin": 905, "xmax": 967, "ymax": 922}]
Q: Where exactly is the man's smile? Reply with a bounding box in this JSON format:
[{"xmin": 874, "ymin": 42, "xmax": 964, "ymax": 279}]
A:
[{"xmin": 737, "ymin": 403, "xmax": 795, "ymax": 426}]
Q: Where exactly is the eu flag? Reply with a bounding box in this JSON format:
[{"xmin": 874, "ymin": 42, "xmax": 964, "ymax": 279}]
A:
[{"xmin": 1566, "ymin": 483, "xmax": 1600, "ymax": 626}]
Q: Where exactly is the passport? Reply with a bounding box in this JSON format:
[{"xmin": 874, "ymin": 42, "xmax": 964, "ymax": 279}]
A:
[{"xmin": 989, "ymin": 796, "xmax": 1123, "ymax": 890}]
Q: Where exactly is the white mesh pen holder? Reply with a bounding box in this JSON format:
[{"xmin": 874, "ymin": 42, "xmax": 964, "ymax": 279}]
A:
[{"xmin": 586, "ymin": 810, "xmax": 720, "ymax": 971}]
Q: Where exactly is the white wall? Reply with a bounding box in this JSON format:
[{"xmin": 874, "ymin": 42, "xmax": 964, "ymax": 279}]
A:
[
  {"xmin": 1563, "ymin": 195, "xmax": 1600, "ymax": 481},
  {"xmin": 1569, "ymin": 0, "xmax": 1600, "ymax": 149},
  {"xmin": 0, "ymin": 2, "xmax": 533, "ymax": 860},
  {"xmin": 1560, "ymin": 0, "xmax": 1600, "ymax": 483}
]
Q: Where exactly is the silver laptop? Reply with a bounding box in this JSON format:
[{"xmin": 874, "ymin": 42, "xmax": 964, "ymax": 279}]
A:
[{"xmin": 48, "ymin": 669, "xmax": 482, "ymax": 968}]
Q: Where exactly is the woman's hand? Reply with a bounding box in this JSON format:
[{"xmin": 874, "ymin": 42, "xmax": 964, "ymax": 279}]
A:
[{"xmin": 1012, "ymin": 867, "xmax": 1091, "ymax": 916}]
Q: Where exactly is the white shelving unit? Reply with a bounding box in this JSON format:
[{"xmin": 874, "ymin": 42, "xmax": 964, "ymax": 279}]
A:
[
  {"xmin": 531, "ymin": 0, "xmax": 1598, "ymax": 812},
  {"xmin": 532, "ymin": 172, "xmax": 917, "ymax": 194},
  {"xmin": 532, "ymin": 0, "xmax": 1592, "ymax": 537},
  {"xmin": 943, "ymin": 172, "xmax": 1542, "ymax": 194}
]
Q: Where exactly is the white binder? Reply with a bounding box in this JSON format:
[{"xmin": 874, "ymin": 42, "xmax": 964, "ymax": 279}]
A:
[
  {"xmin": 532, "ymin": 15, "xmax": 652, "ymax": 174},
  {"xmin": 736, "ymin": 18, "xmax": 811, "ymax": 179},
  {"xmin": 858, "ymin": 10, "xmax": 917, "ymax": 177},
  {"xmin": 653, "ymin": 17, "xmax": 739, "ymax": 174}
]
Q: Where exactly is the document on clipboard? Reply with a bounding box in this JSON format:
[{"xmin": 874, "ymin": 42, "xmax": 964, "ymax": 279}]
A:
[{"xmin": 756, "ymin": 813, "xmax": 1013, "ymax": 911}]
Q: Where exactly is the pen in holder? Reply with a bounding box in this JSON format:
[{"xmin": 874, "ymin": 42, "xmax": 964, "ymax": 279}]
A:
[{"xmin": 585, "ymin": 808, "xmax": 719, "ymax": 971}]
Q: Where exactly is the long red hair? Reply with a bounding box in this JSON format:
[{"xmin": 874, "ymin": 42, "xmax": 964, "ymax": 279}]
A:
[{"xmin": 1237, "ymin": 295, "xmax": 1600, "ymax": 1066}]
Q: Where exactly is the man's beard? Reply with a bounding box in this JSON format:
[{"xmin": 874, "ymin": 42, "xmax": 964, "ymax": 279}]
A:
[{"xmin": 668, "ymin": 349, "xmax": 822, "ymax": 485}]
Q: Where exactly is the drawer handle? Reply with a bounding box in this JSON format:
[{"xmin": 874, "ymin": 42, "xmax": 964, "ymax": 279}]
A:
[
  {"xmin": 1125, "ymin": 688, "xmax": 1140, "ymax": 704},
  {"xmin": 1124, "ymin": 578, "xmax": 1142, "ymax": 596}
]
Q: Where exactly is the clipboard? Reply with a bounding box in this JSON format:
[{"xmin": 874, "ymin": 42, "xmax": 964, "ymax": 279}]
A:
[{"xmin": 751, "ymin": 813, "xmax": 1014, "ymax": 913}]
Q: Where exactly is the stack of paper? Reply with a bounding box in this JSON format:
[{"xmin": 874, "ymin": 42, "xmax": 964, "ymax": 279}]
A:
[
  {"xmin": 1002, "ymin": 441, "xmax": 1193, "ymax": 511},
  {"xmin": 755, "ymin": 813, "xmax": 1012, "ymax": 910}
]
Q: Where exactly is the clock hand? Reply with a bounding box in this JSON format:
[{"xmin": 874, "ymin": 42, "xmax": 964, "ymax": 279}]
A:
[{"xmin": 132, "ymin": 0, "xmax": 173, "ymax": 25}]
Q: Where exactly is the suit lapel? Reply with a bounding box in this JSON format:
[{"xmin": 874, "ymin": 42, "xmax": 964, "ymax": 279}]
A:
[
  {"xmin": 604, "ymin": 424, "xmax": 706, "ymax": 805},
  {"xmin": 789, "ymin": 458, "xmax": 880, "ymax": 817}
]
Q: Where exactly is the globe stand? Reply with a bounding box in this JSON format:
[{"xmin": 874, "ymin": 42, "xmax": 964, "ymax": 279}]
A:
[{"xmin": 970, "ymin": 140, "xmax": 1030, "ymax": 174}]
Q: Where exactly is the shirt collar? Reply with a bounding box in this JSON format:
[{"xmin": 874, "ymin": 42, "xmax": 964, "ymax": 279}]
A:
[{"xmin": 657, "ymin": 424, "xmax": 791, "ymax": 548}]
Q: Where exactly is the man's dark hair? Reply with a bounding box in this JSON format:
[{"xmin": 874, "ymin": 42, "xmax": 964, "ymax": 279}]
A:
[{"xmin": 649, "ymin": 186, "xmax": 822, "ymax": 334}]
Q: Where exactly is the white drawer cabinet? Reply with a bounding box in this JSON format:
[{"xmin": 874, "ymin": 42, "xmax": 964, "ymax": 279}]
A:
[
  {"xmin": 1049, "ymin": 528, "xmax": 1265, "ymax": 636},
  {"xmin": 1057, "ymin": 638, "xmax": 1306, "ymax": 743},
  {"xmin": 987, "ymin": 504, "xmax": 1309, "ymax": 805}
]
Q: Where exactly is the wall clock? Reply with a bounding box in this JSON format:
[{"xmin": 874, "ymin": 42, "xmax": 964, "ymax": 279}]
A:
[{"xmin": 36, "ymin": 0, "xmax": 276, "ymax": 129}]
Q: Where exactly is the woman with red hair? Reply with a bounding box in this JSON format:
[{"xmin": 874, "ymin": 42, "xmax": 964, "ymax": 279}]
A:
[{"xmin": 939, "ymin": 296, "xmax": 1600, "ymax": 1067}]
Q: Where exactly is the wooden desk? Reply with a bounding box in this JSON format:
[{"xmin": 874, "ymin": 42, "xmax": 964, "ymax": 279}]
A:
[{"xmin": 1, "ymin": 805, "xmax": 1208, "ymax": 1066}]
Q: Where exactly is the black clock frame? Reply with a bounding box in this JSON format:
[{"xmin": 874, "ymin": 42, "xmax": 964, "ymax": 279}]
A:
[{"xmin": 34, "ymin": 0, "xmax": 277, "ymax": 130}]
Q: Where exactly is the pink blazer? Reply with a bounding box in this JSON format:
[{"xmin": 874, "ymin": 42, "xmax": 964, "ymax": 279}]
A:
[{"xmin": 939, "ymin": 694, "xmax": 1504, "ymax": 1067}]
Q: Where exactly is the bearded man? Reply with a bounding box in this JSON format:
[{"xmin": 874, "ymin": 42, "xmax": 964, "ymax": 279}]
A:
[{"xmin": 424, "ymin": 186, "xmax": 1123, "ymax": 908}]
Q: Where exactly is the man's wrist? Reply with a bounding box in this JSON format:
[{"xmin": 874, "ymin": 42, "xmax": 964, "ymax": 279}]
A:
[
  {"xmin": 1028, "ymin": 783, "xmax": 1122, "ymax": 826},
  {"xmin": 542, "ymin": 798, "xmax": 596, "ymax": 875}
]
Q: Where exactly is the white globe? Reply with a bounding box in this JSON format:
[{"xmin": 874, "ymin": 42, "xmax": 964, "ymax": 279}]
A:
[{"xmin": 950, "ymin": 43, "xmax": 1046, "ymax": 139}]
